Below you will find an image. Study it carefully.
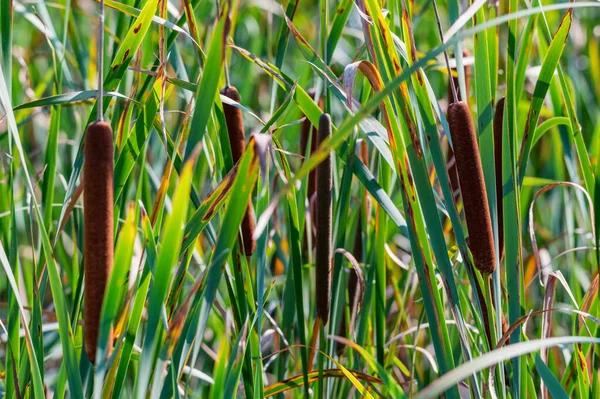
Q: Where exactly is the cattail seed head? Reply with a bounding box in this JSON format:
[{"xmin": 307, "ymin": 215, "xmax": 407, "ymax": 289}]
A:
[
  {"xmin": 84, "ymin": 120, "xmax": 114, "ymax": 364},
  {"xmin": 447, "ymin": 101, "xmax": 496, "ymax": 274},
  {"xmin": 494, "ymin": 97, "xmax": 505, "ymax": 261},
  {"xmin": 221, "ymin": 86, "xmax": 245, "ymax": 161},
  {"xmin": 446, "ymin": 51, "xmax": 470, "ymax": 200},
  {"xmin": 315, "ymin": 113, "xmax": 332, "ymax": 324},
  {"xmin": 221, "ymin": 86, "xmax": 256, "ymax": 256}
]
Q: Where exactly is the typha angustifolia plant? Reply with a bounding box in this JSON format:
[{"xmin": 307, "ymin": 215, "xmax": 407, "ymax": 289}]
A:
[
  {"xmin": 446, "ymin": 50, "xmax": 471, "ymax": 201},
  {"xmin": 84, "ymin": 0, "xmax": 113, "ymax": 364},
  {"xmin": 315, "ymin": 113, "xmax": 332, "ymax": 325},
  {"xmin": 307, "ymin": 112, "xmax": 333, "ymax": 372},
  {"xmin": 221, "ymin": 85, "xmax": 256, "ymax": 256},
  {"xmin": 447, "ymin": 101, "xmax": 496, "ymax": 274},
  {"xmin": 434, "ymin": 0, "xmax": 496, "ymax": 275}
]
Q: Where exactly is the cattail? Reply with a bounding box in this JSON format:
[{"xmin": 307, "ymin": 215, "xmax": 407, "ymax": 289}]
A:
[
  {"xmin": 84, "ymin": 121, "xmax": 114, "ymax": 364},
  {"xmin": 447, "ymin": 101, "xmax": 496, "ymax": 274},
  {"xmin": 446, "ymin": 51, "xmax": 470, "ymax": 199},
  {"xmin": 221, "ymin": 86, "xmax": 256, "ymax": 256},
  {"xmin": 315, "ymin": 113, "xmax": 332, "ymax": 324},
  {"xmin": 494, "ymin": 98, "xmax": 505, "ymax": 260}
]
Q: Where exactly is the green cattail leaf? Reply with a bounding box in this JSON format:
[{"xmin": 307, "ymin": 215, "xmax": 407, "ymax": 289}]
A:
[
  {"xmin": 111, "ymin": 210, "xmax": 155, "ymax": 398},
  {"xmin": 0, "ymin": 63, "xmax": 84, "ymax": 397},
  {"xmin": 60, "ymin": 0, "xmax": 160, "ymax": 235},
  {"xmin": 518, "ymin": 9, "xmax": 572, "ymax": 183},
  {"xmin": 93, "ymin": 204, "xmax": 137, "ymax": 398},
  {"xmin": 329, "ymin": 336, "xmax": 406, "ymax": 398},
  {"xmin": 113, "ymin": 83, "xmax": 160, "ymax": 204},
  {"xmin": 535, "ymin": 354, "xmax": 570, "ymax": 399},
  {"xmin": 263, "ymin": 368, "xmax": 382, "ymax": 397},
  {"xmin": 95, "ymin": 0, "xmax": 197, "ymax": 44},
  {"xmin": 14, "ymin": 90, "xmax": 134, "ymax": 110},
  {"xmin": 134, "ymin": 159, "xmax": 195, "ymax": 397},
  {"xmin": 184, "ymin": 4, "xmax": 230, "ymax": 161},
  {"xmin": 416, "ymin": 337, "xmax": 600, "ymax": 399},
  {"xmin": 0, "ymin": 244, "xmax": 46, "ymax": 399}
]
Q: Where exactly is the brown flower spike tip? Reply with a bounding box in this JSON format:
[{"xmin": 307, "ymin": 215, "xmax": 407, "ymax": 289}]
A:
[
  {"xmin": 84, "ymin": 121, "xmax": 114, "ymax": 364},
  {"xmin": 494, "ymin": 97, "xmax": 505, "ymax": 260},
  {"xmin": 221, "ymin": 86, "xmax": 256, "ymax": 256},
  {"xmin": 446, "ymin": 51, "xmax": 471, "ymax": 199},
  {"xmin": 315, "ymin": 113, "xmax": 332, "ymax": 325},
  {"xmin": 447, "ymin": 101, "xmax": 496, "ymax": 274}
]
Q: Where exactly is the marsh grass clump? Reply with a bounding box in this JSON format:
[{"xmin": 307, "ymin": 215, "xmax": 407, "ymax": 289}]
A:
[
  {"xmin": 315, "ymin": 113, "xmax": 332, "ymax": 324},
  {"xmin": 221, "ymin": 85, "xmax": 256, "ymax": 256},
  {"xmin": 83, "ymin": 120, "xmax": 114, "ymax": 364},
  {"xmin": 447, "ymin": 101, "xmax": 496, "ymax": 274},
  {"xmin": 7, "ymin": 2, "xmax": 592, "ymax": 395}
]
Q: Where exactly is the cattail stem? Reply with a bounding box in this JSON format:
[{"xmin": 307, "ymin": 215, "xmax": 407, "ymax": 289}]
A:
[
  {"xmin": 447, "ymin": 50, "xmax": 470, "ymax": 103},
  {"xmin": 448, "ymin": 101, "xmax": 496, "ymax": 274},
  {"xmin": 315, "ymin": 113, "xmax": 332, "ymax": 325},
  {"xmin": 494, "ymin": 97, "xmax": 505, "ymax": 261},
  {"xmin": 84, "ymin": 121, "xmax": 114, "ymax": 363},
  {"xmin": 221, "ymin": 86, "xmax": 256, "ymax": 256}
]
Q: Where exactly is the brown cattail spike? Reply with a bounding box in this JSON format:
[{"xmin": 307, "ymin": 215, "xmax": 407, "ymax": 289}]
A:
[
  {"xmin": 84, "ymin": 121, "xmax": 114, "ymax": 364},
  {"xmin": 494, "ymin": 97, "xmax": 505, "ymax": 261},
  {"xmin": 221, "ymin": 86, "xmax": 256, "ymax": 256},
  {"xmin": 447, "ymin": 101, "xmax": 496, "ymax": 274},
  {"xmin": 315, "ymin": 113, "xmax": 332, "ymax": 325},
  {"xmin": 446, "ymin": 51, "xmax": 470, "ymax": 199}
]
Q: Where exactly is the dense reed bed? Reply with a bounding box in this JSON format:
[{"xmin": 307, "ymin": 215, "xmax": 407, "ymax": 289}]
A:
[{"xmin": 1, "ymin": 1, "xmax": 599, "ymax": 398}]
